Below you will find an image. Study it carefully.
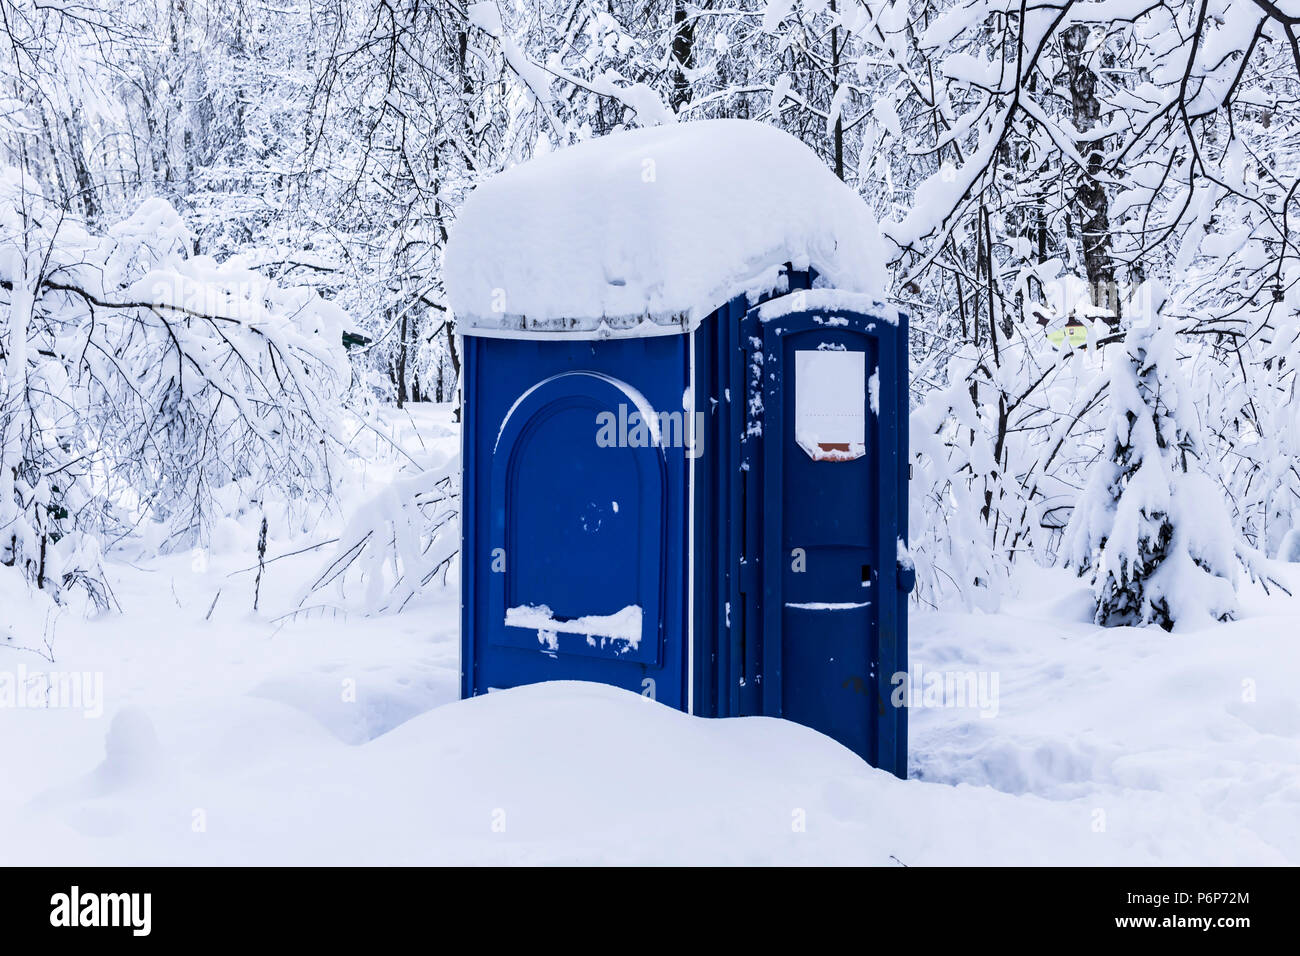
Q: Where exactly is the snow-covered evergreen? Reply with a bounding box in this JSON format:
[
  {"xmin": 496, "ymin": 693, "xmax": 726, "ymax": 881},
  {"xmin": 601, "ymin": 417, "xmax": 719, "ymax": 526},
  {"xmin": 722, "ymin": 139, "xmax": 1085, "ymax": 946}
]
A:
[{"xmin": 1064, "ymin": 284, "xmax": 1246, "ymax": 630}]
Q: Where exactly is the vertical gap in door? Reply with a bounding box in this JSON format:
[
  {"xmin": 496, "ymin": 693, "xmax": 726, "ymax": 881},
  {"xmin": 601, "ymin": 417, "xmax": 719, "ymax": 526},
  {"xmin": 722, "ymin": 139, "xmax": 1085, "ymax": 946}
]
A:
[
  {"xmin": 687, "ymin": 326, "xmax": 696, "ymax": 715},
  {"xmin": 738, "ymin": 471, "xmax": 747, "ymax": 688}
]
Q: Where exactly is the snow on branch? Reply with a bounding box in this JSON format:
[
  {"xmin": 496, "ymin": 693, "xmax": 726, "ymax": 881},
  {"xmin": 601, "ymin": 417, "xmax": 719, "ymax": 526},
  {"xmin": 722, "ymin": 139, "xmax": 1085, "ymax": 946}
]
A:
[
  {"xmin": 1, "ymin": 174, "xmax": 350, "ymax": 603},
  {"xmin": 299, "ymin": 447, "xmax": 459, "ymax": 615}
]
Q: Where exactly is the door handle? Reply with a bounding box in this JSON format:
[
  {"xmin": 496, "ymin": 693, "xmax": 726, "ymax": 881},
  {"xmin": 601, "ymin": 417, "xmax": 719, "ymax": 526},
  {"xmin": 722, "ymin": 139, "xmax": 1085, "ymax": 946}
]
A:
[{"xmin": 896, "ymin": 563, "xmax": 916, "ymax": 593}]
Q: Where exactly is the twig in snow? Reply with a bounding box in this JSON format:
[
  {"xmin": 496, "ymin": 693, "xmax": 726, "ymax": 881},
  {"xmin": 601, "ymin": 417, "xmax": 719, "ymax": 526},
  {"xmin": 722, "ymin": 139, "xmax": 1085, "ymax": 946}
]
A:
[
  {"xmin": 204, "ymin": 589, "xmax": 222, "ymax": 622},
  {"xmin": 253, "ymin": 515, "xmax": 269, "ymax": 612}
]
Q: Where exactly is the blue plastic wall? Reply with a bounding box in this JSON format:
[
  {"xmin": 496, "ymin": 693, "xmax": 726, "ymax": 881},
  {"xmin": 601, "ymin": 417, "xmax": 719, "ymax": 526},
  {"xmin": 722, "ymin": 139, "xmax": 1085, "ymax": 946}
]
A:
[{"xmin": 461, "ymin": 334, "xmax": 692, "ymax": 708}]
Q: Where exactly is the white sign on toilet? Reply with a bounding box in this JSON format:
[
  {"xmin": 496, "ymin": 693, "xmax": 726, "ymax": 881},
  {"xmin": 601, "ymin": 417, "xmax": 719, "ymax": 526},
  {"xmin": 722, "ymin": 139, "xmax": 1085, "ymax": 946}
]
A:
[{"xmin": 794, "ymin": 349, "xmax": 866, "ymax": 461}]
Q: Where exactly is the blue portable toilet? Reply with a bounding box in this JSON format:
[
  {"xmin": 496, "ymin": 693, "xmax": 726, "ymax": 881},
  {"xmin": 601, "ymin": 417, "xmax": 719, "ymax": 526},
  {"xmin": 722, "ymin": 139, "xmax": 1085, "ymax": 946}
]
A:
[{"xmin": 446, "ymin": 119, "xmax": 912, "ymax": 776}]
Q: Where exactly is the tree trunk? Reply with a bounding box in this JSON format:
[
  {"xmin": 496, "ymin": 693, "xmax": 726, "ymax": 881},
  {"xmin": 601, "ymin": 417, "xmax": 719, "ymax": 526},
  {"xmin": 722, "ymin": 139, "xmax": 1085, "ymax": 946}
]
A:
[
  {"xmin": 830, "ymin": 1, "xmax": 844, "ymax": 179},
  {"xmin": 669, "ymin": 0, "xmax": 697, "ymax": 113},
  {"xmin": 63, "ymin": 109, "xmax": 100, "ymax": 224},
  {"xmin": 1062, "ymin": 25, "xmax": 1120, "ymax": 326},
  {"xmin": 396, "ymin": 311, "xmax": 408, "ymax": 409}
]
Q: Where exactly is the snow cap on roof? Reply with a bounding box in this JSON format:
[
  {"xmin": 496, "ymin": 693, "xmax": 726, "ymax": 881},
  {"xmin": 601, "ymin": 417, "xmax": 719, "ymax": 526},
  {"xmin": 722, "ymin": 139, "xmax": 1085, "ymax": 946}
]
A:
[{"xmin": 444, "ymin": 119, "xmax": 889, "ymax": 336}]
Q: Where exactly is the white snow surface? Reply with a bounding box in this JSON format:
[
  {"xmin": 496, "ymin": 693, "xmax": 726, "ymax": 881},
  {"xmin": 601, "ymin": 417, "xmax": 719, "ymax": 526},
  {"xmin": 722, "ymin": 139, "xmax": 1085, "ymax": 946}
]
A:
[
  {"xmin": 756, "ymin": 288, "xmax": 897, "ymax": 323},
  {"xmin": 444, "ymin": 120, "xmax": 889, "ymax": 336},
  {"xmin": 3, "ymin": 559, "xmax": 1297, "ymax": 863},
  {"xmin": 1, "ymin": 405, "xmax": 1298, "ymax": 865},
  {"xmin": 506, "ymin": 603, "xmax": 643, "ymax": 648}
]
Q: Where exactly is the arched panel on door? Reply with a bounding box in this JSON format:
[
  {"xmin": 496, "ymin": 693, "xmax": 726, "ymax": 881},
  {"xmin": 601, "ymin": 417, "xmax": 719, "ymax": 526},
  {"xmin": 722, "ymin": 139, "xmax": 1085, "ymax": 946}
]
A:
[{"xmin": 489, "ymin": 372, "xmax": 665, "ymax": 667}]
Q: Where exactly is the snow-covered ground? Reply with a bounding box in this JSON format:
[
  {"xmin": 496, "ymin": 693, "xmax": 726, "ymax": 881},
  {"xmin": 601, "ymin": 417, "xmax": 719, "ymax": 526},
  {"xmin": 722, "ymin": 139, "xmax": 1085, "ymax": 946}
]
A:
[{"xmin": 1, "ymin": 407, "xmax": 1296, "ymax": 866}]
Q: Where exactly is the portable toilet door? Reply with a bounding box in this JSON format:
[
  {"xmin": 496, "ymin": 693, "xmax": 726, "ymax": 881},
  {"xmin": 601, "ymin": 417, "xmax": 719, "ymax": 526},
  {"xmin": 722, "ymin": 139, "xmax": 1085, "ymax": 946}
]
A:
[
  {"xmin": 745, "ymin": 291, "xmax": 910, "ymax": 777},
  {"xmin": 459, "ymin": 334, "xmax": 692, "ymax": 711}
]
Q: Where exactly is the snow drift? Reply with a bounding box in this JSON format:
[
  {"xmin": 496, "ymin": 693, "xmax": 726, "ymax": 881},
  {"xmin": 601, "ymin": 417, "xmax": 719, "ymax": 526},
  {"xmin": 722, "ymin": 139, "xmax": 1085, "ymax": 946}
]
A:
[{"xmin": 444, "ymin": 119, "xmax": 889, "ymax": 335}]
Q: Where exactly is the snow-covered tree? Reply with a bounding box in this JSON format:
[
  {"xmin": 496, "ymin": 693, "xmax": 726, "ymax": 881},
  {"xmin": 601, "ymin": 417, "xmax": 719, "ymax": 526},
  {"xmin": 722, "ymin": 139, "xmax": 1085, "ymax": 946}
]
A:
[
  {"xmin": 1, "ymin": 169, "xmax": 350, "ymax": 604},
  {"xmin": 1064, "ymin": 284, "xmax": 1247, "ymax": 630}
]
